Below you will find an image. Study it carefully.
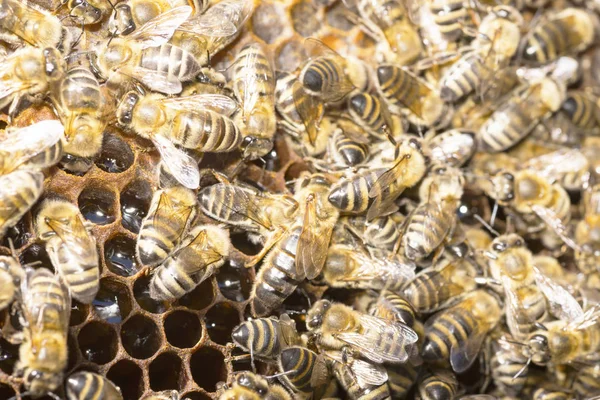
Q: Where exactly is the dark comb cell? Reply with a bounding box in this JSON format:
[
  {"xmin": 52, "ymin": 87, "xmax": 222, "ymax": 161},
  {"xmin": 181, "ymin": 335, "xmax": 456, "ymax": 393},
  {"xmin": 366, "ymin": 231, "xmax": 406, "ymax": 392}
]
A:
[{"xmin": 104, "ymin": 235, "xmax": 139, "ymax": 277}]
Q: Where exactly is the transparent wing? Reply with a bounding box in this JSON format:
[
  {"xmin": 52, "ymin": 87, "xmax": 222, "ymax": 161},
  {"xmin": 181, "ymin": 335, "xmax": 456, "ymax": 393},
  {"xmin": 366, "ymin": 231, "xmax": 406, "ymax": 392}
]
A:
[
  {"xmin": 182, "ymin": 230, "xmax": 224, "ymax": 272},
  {"xmin": 337, "ymin": 314, "xmax": 418, "ymax": 363},
  {"xmin": 181, "ymin": 0, "xmax": 252, "ymax": 37},
  {"xmin": 22, "ymin": 269, "xmax": 69, "ymax": 335},
  {"xmin": 368, "ymin": 154, "xmax": 411, "ymax": 198},
  {"xmin": 152, "ymin": 135, "xmax": 199, "ymax": 189},
  {"xmin": 502, "ymin": 276, "xmax": 534, "ymax": 341},
  {"xmin": 450, "ymin": 328, "xmax": 487, "ymax": 373},
  {"xmin": 524, "ymin": 149, "xmax": 588, "ymax": 179},
  {"xmin": 339, "ymin": 252, "xmax": 415, "ymax": 287},
  {"xmin": 0, "ymin": 74, "xmax": 33, "ymax": 101},
  {"xmin": 159, "ymin": 94, "xmax": 238, "ymax": 116},
  {"xmin": 303, "ymin": 38, "xmax": 355, "ymax": 101},
  {"xmin": 119, "ymin": 66, "xmax": 182, "ymax": 95},
  {"xmin": 350, "ymin": 359, "xmax": 388, "ymax": 387},
  {"xmin": 533, "ymin": 267, "xmax": 584, "ymax": 323},
  {"xmin": 297, "ymin": 194, "xmax": 336, "ymax": 280},
  {"xmin": 129, "ymin": 6, "xmax": 192, "ymax": 48},
  {"xmin": 45, "ymin": 214, "xmax": 93, "ymax": 258},
  {"xmin": 210, "ymin": 183, "xmax": 273, "ymax": 230},
  {"xmin": 531, "ymin": 204, "xmax": 581, "ymax": 251},
  {"xmin": 337, "ymin": 118, "xmax": 370, "ymax": 144},
  {"xmin": 293, "ymin": 82, "xmax": 323, "ymax": 145},
  {"xmin": 235, "ymin": 44, "xmax": 273, "ymax": 119},
  {"xmin": 568, "ymin": 304, "xmax": 600, "ymax": 331},
  {"xmin": 0, "ymin": 120, "xmax": 64, "ymax": 170},
  {"xmin": 278, "ymin": 314, "xmax": 299, "ymax": 347}
]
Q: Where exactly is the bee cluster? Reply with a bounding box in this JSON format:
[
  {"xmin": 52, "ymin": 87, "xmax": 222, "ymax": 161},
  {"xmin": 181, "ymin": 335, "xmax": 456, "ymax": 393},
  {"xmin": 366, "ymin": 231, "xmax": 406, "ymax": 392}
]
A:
[{"xmin": 1, "ymin": 0, "xmax": 600, "ymax": 399}]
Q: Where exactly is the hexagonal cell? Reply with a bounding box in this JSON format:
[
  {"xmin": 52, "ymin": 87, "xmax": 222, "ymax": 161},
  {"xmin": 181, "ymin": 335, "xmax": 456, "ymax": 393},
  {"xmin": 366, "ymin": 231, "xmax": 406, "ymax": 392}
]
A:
[
  {"xmin": 149, "ymin": 352, "xmax": 184, "ymax": 392},
  {"xmin": 70, "ymin": 299, "xmax": 89, "ymax": 326},
  {"xmin": 190, "ymin": 347, "xmax": 226, "ymax": 392},
  {"xmin": 177, "ymin": 278, "xmax": 215, "ymax": 311},
  {"xmin": 104, "ymin": 234, "xmax": 140, "ymax": 277},
  {"xmin": 164, "ymin": 310, "xmax": 201, "ymax": 348},
  {"xmin": 229, "ymin": 233, "xmax": 262, "ymax": 256},
  {"xmin": 107, "ymin": 360, "xmax": 144, "ymax": 400},
  {"xmin": 216, "ymin": 261, "xmax": 252, "ymax": 302},
  {"xmin": 282, "ymin": 289, "xmax": 311, "ymax": 333},
  {"xmin": 205, "ymin": 302, "xmax": 240, "ymax": 345},
  {"xmin": 276, "ymin": 38, "xmax": 306, "ymax": 72},
  {"xmin": 78, "ymin": 321, "xmax": 118, "ymax": 364},
  {"xmin": 19, "ymin": 242, "xmax": 52, "ymax": 271},
  {"xmin": 251, "ymin": 2, "xmax": 287, "ymax": 44},
  {"xmin": 1, "ymin": 213, "xmax": 33, "ymax": 249},
  {"xmin": 78, "ymin": 184, "xmax": 118, "ymax": 225},
  {"xmin": 0, "ymin": 338, "xmax": 19, "ymax": 374},
  {"xmin": 59, "ymin": 153, "xmax": 94, "ymax": 176},
  {"xmin": 133, "ymin": 275, "xmax": 168, "ymax": 314},
  {"xmin": 95, "ymin": 133, "xmax": 134, "ymax": 173},
  {"xmin": 0, "ymin": 384, "xmax": 15, "ymax": 399},
  {"xmin": 121, "ymin": 314, "xmax": 161, "ymax": 359},
  {"xmin": 120, "ymin": 180, "xmax": 152, "ymax": 233},
  {"xmin": 183, "ymin": 392, "xmax": 211, "ymax": 400},
  {"xmin": 290, "ymin": 1, "xmax": 320, "ymax": 37},
  {"xmin": 326, "ymin": 1, "xmax": 354, "ymax": 31},
  {"xmin": 92, "ymin": 278, "xmax": 132, "ymax": 324}
]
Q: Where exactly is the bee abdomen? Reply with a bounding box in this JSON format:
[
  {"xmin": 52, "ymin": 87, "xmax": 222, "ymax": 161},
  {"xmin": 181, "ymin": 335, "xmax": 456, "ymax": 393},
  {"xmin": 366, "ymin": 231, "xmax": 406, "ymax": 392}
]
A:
[
  {"xmin": 51, "ymin": 241, "xmax": 99, "ymax": 304},
  {"xmin": 523, "ymin": 19, "xmax": 568, "ymax": 63},
  {"xmin": 430, "ymin": 1, "xmax": 472, "ymax": 41},
  {"xmin": 328, "ymin": 170, "xmax": 381, "ymax": 213},
  {"xmin": 27, "ymin": 269, "xmax": 68, "ymax": 327},
  {"xmin": 403, "ymin": 205, "xmax": 452, "ymax": 260},
  {"xmin": 403, "ymin": 272, "xmax": 445, "ymax": 313},
  {"xmin": 349, "ymin": 93, "xmax": 386, "ymax": 132},
  {"xmin": 422, "ymin": 310, "xmax": 475, "ymax": 364},
  {"xmin": 0, "ymin": 171, "xmax": 43, "ymax": 235},
  {"xmin": 172, "ymin": 111, "xmax": 241, "ymax": 152},
  {"xmin": 333, "ymin": 130, "xmax": 369, "ymax": 167},
  {"xmin": 480, "ymin": 102, "xmax": 534, "ymax": 152},
  {"xmin": 279, "ymin": 347, "xmax": 317, "ymax": 393},
  {"xmin": 137, "ymin": 216, "xmax": 185, "ymax": 266},
  {"xmin": 149, "ymin": 258, "xmax": 199, "ymax": 301},
  {"xmin": 232, "ymin": 318, "xmax": 281, "ymax": 358},
  {"xmin": 562, "ymin": 92, "xmax": 600, "ymax": 130},
  {"xmin": 61, "ymin": 67, "xmax": 101, "ymax": 109},
  {"xmin": 491, "ymin": 351, "xmax": 528, "ymax": 395},
  {"xmin": 440, "ymin": 53, "xmax": 483, "ymax": 102},
  {"xmin": 377, "ymin": 65, "xmax": 419, "ymax": 108},
  {"xmin": 387, "ymin": 364, "xmax": 418, "ymax": 398},
  {"xmin": 141, "ymin": 44, "xmax": 200, "ymax": 82}
]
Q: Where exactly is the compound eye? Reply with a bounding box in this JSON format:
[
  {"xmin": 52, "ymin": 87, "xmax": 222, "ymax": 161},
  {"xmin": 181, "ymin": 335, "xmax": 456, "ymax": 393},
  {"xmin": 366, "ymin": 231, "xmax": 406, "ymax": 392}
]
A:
[{"xmin": 492, "ymin": 242, "xmax": 506, "ymax": 252}]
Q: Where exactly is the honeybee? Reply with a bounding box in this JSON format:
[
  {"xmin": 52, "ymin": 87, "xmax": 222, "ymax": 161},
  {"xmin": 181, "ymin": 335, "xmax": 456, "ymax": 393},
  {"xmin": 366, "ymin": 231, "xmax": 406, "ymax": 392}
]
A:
[
  {"xmin": 478, "ymin": 58, "xmax": 577, "ymax": 153},
  {"xmin": 377, "ymin": 64, "xmax": 452, "ymax": 128},
  {"xmin": 367, "ymin": 290, "xmax": 418, "ymax": 330},
  {"xmin": 521, "ymin": 8, "xmax": 595, "ymax": 64},
  {"xmin": 491, "ymin": 336, "xmax": 530, "ymax": 396},
  {"xmin": 386, "ymin": 363, "xmax": 419, "ymax": 399},
  {"xmin": 403, "ymin": 257, "xmax": 478, "ymax": 313},
  {"xmin": 573, "ymin": 364, "xmax": 600, "ymax": 399},
  {"xmin": 277, "ymin": 346, "xmax": 329, "ymax": 396},
  {"xmin": 426, "ymin": 0, "xmax": 479, "ymax": 42},
  {"xmin": 219, "ymin": 372, "xmax": 292, "ymax": 400},
  {"xmin": 400, "ymin": 165, "xmax": 465, "ymax": 262},
  {"xmin": 439, "ymin": 6, "xmax": 522, "ymax": 103},
  {"xmin": 251, "ymin": 174, "xmax": 338, "ymax": 317},
  {"xmin": 427, "ymin": 129, "xmax": 476, "ymax": 168},
  {"xmin": 92, "ymin": 6, "xmax": 199, "ymax": 95},
  {"xmin": 307, "ymin": 299, "xmax": 418, "ymax": 365},
  {"xmin": 522, "ymin": 148, "xmax": 590, "ymax": 192},
  {"xmin": 136, "ymin": 186, "xmax": 197, "ymax": 267},
  {"xmin": 0, "ymin": 170, "xmax": 44, "ymax": 239},
  {"xmin": 231, "ymin": 314, "xmax": 299, "ymax": 361},
  {"xmin": 0, "ymin": 119, "xmax": 64, "ymax": 175},
  {"xmin": 66, "ymin": 371, "xmax": 123, "ymax": 400},
  {"xmin": 316, "ymin": 126, "xmax": 370, "ymax": 170},
  {"xmin": 16, "ymin": 267, "xmax": 69, "ymax": 397},
  {"xmin": 355, "ymin": 0, "xmax": 422, "ymax": 65},
  {"xmin": 561, "ymin": 90, "xmax": 600, "ymax": 133},
  {"xmin": 116, "ymin": 91, "xmax": 241, "ymax": 188},
  {"xmin": 338, "ymin": 213, "xmax": 404, "ymax": 252},
  {"xmin": 0, "ymin": 0, "xmax": 72, "ymax": 53},
  {"xmin": 0, "ymin": 46, "xmax": 65, "ymax": 118},
  {"xmin": 50, "ymin": 67, "xmax": 106, "ymax": 157},
  {"xmin": 322, "ymin": 244, "xmax": 416, "ymax": 292},
  {"xmin": 61, "ymin": 0, "xmax": 111, "ymax": 25},
  {"xmin": 329, "ymin": 354, "xmax": 391, "ymax": 400},
  {"xmin": 416, "ymin": 369, "xmax": 460, "ymax": 400},
  {"xmin": 149, "ymin": 224, "xmax": 230, "ymax": 301},
  {"xmin": 36, "ymin": 199, "xmax": 99, "ymax": 304},
  {"xmin": 231, "ymin": 42, "xmax": 276, "ymax": 160},
  {"xmin": 347, "ymin": 92, "xmax": 398, "ymax": 141},
  {"xmin": 328, "ymin": 137, "xmax": 428, "ymax": 221},
  {"xmin": 421, "ymin": 290, "xmax": 502, "ymax": 372},
  {"xmin": 275, "ymin": 71, "xmax": 308, "ymax": 137}
]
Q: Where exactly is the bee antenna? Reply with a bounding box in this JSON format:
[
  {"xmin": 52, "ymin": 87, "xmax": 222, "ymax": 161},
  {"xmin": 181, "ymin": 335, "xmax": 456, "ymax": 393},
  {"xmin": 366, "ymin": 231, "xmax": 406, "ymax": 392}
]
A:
[
  {"xmin": 512, "ymin": 357, "xmax": 531, "ymax": 380},
  {"xmin": 106, "ymin": 29, "xmax": 118, "ymax": 48},
  {"xmin": 473, "ymin": 214, "xmax": 499, "ymax": 237},
  {"xmin": 489, "ymin": 201, "xmax": 499, "ymax": 228},
  {"xmin": 264, "ymin": 370, "xmax": 297, "ymax": 380},
  {"xmin": 106, "ymin": 0, "xmax": 117, "ymax": 12},
  {"xmin": 7, "ymin": 239, "xmax": 17, "ymax": 259}
]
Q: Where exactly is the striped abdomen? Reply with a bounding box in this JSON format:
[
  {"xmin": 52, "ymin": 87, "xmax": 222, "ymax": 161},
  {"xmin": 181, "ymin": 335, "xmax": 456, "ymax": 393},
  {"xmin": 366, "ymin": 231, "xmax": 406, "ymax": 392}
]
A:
[
  {"xmin": 59, "ymin": 67, "xmax": 101, "ymax": 110},
  {"xmin": 25, "ymin": 268, "xmax": 69, "ymax": 333},
  {"xmin": 573, "ymin": 366, "xmax": 600, "ymax": 399},
  {"xmin": 328, "ymin": 168, "xmax": 391, "ymax": 214},
  {"xmin": 508, "ymin": 284, "xmax": 547, "ymax": 340},
  {"xmin": 22, "ymin": 140, "xmax": 63, "ymax": 171},
  {"xmin": 369, "ymin": 290, "xmax": 416, "ymax": 328},
  {"xmin": 377, "ymin": 65, "xmax": 422, "ymax": 110},
  {"xmin": 348, "ymin": 93, "xmax": 389, "ymax": 137},
  {"xmin": 363, "ymin": 215, "xmax": 401, "ymax": 250},
  {"xmin": 301, "ymin": 56, "xmax": 347, "ymax": 100},
  {"xmin": 491, "ymin": 346, "xmax": 528, "ymax": 396},
  {"xmin": 198, "ymin": 184, "xmax": 260, "ymax": 231},
  {"xmin": 232, "ymin": 44, "xmax": 275, "ymax": 114},
  {"xmin": 333, "ymin": 362, "xmax": 391, "ymax": 400},
  {"xmin": 140, "ymin": 44, "xmax": 201, "ymax": 82},
  {"xmin": 279, "ymin": 347, "xmax": 319, "ymax": 393},
  {"xmin": 403, "ymin": 270, "xmax": 457, "ymax": 313},
  {"xmin": 332, "ymin": 129, "xmax": 368, "ymax": 167},
  {"xmin": 275, "ymin": 72, "xmax": 303, "ymax": 126},
  {"xmin": 66, "ymin": 371, "xmax": 122, "ymax": 400},
  {"xmin": 251, "ymin": 226, "xmax": 303, "ymax": 317},
  {"xmin": 562, "ymin": 91, "xmax": 600, "ymax": 130},
  {"xmin": 440, "ymin": 52, "xmax": 484, "ymax": 102},
  {"xmin": 48, "ymin": 237, "xmax": 99, "ymax": 304},
  {"xmin": 402, "ymin": 202, "xmax": 454, "ymax": 261},
  {"xmin": 429, "ymin": 0, "xmax": 474, "ymax": 41},
  {"xmin": 418, "ymin": 373, "xmax": 459, "ymax": 400},
  {"xmin": 232, "ymin": 318, "xmax": 284, "ymax": 359},
  {"xmin": 533, "ymin": 389, "xmax": 571, "ymax": 400},
  {"xmin": 386, "ymin": 364, "xmax": 418, "ymax": 399},
  {"xmin": 422, "ymin": 307, "xmax": 476, "ymax": 365},
  {"xmin": 0, "ymin": 170, "xmax": 43, "ymax": 237},
  {"xmin": 171, "ymin": 110, "xmax": 241, "ymax": 152}
]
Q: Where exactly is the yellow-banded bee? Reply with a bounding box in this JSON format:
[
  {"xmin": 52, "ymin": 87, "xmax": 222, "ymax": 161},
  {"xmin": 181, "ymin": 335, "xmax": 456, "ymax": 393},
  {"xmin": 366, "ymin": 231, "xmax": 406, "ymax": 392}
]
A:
[
  {"xmin": 421, "ymin": 290, "xmax": 502, "ymax": 372},
  {"xmin": 136, "ymin": 186, "xmax": 197, "ymax": 267},
  {"xmin": 0, "ymin": 119, "xmax": 64, "ymax": 175},
  {"xmin": 16, "ymin": 267, "xmax": 70, "ymax": 397},
  {"xmin": 0, "ymin": 170, "xmax": 44, "ymax": 239},
  {"xmin": 0, "ymin": 0, "xmax": 72, "ymax": 53},
  {"xmin": 561, "ymin": 90, "xmax": 600, "ymax": 133},
  {"xmin": 521, "ymin": 8, "xmax": 595, "ymax": 64},
  {"xmin": 416, "ymin": 369, "xmax": 459, "ymax": 400},
  {"xmin": 490, "ymin": 336, "xmax": 530, "ymax": 396},
  {"xmin": 307, "ymin": 299, "xmax": 418, "ymax": 364},
  {"xmin": 573, "ymin": 365, "xmax": 600, "ymax": 399},
  {"xmin": 219, "ymin": 372, "xmax": 292, "ymax": 400},
  {"xmin": 0, "ymin": 46, "xmax": 65, "ymax": 118},
  {"xmin": 50, "ymin": 67, "xmax": 106, "ymax": 158},
  {"xmin": 328, "ymin": 137, "xmax": 428, "ymax": 220},
  {"xmin": 277, "ymin": 346, "xmax": 329, "ymax": 395},
  {"xmin": 367, "ymin": 290, "xmax": 418, "ymax": 329},
  {"xmin": 347, "ymin": 92, "xmax": 397, "ymax": 141},
  {"xmin": 231, "ymin": 42, "xmax": 277, "ymax": 160},
  {"xmin": 251, "ymin": 174, "xmax": 338, "ymax": 317},
  {"xmin": 377, "ymin": 64, "xmax": 452, "ymax": 128},
  {"xmin": 400, "ymin": 165, "xmax": 465, "ymax": 262},
  {"xmin": 427, "ymin": 0, "xmax": 478, "ymax": 42},
  {"xmin": 319, "ymin": 126, "xmax": 370, "ymax": 170},
  {"xmin": 427, "ymin": 129, "xmax": 476, "ymax": 168},
  {"xmin": 36, "ymin": 199, "xmax": 100, "ymax": 304},
  {"xmin": 330, "ymin": 355, "xmax": 391, "ymax": 400},
  {"xmin": 403, "ymin": 257, "xmax": 478, "ymax": 313},
  {"xmin": 231, "ymin": 314, "xmax": 299, "ymax": 361},
  {"xmin": 66, "ymin": 371, "xmax": 123, "ymax": 400},
  {"xmin": 149, "ymin": 224, "xmax": 230, "ymax": 301},
  {"xmin": 338, "ymin": 214, "xmax": 403, "ymax": 252}
]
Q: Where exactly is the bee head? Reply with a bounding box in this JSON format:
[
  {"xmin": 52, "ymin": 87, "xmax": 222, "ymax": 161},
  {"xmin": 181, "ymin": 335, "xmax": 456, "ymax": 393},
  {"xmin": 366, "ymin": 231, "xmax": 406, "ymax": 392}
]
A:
[
  {"xmin": 528, "ymin": 332, "xmax": 551, "ymax": 365},
  {"xmin": 25, "ymin": 368, "xmax": 62, "ymax": 397},
  {"xmin": 490, "ymin": 233, "xmax": 525, "ymax": 253},
  {"xmin": 490, "ymin": 171, "xmax": 515, "ymax": 203},
  {"xmin": 306, "ymin": 299, "xmax": 331, "ymax": 331},
  {"xmin": 68, "ymin": 0, "xmax": 103, "ymax": 24},
  {"xmin": 235, "ymin": 372, "xmax": 268, "ymax": 395},
  {"xmin": 109, "ymin": 4, "xmax": 136, "ymax": 35},
  {"xmin": 116, "ymin": 91, "xmax": 140, "ymax": 127},
  {"xmin": 241, "ymin": 136, "xmax": 273, "ymax": 161}
]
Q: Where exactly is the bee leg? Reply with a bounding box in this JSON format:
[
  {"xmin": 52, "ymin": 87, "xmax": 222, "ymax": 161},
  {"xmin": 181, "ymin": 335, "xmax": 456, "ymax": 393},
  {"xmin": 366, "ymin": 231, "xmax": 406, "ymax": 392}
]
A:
[{"xmin": 244, "ymin": 229, "xmax": 285, "ymax": 268}]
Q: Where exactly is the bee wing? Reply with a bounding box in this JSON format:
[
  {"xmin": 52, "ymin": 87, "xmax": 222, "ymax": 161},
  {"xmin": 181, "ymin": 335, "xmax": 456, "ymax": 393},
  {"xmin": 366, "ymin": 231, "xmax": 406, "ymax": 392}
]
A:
[
  {"xmin": 533, "ymin": 267, "xmax": 584, "ymax": 323},
  {"xmin": 368, "ymin": 154, "xmax": 411, "ymax": 198},
  {"xmin": 278, "ymin": 313, "xmax": 299, "ymax": 347},
  {"xmin": 129, "ymin": 6, "xmax": 192, "ymax": 48},
  {"xmin": 350, "ymin": 359, "xmax": 389, "ymax": 387},
  {"xmin": 337, "ymin": 118, "xmax": 370, "ymax": 144},
  {"xmin": 458, "ymin": 396, "xmax": 498, "ymax": 400},
  {"xmin": 566, "ymin": 304, "xmax": 600, "ymax": 331},
  {"xmin": 337, "ymin": 314, "xmax": 418, "ymax": 363},
  {"xmin": 524, "ymin": 149, "xmax": 589, "ymax": 183},
  {"xmin": 181, "ymin": 0, "xmax": 252, "ymax": 37},
  {"xmin": 530, "ymin": 204, "xmax": 581, "ymax": 251},
  {"xmin": 292, "ymin": 81, "xmax": 324, "ymax": 145},
  {"xmin": 152, "ymin": 135, "xmax": 200, "ymax": 189},
  {"xmin": 310, "ymin": 354, "xmax": 329, "ymax": 388},
  {"xmin": 120, "ymin": 66, "xmax": 183, "ymax": 95},
  {"xmin": 235, "ymin": 45, "xmax": 274, "ymax": 119},
  {"xmin": 340, "ymin": 252, "xmax": 415, "ymax": 286},
  {"xmin": 296, "ymin": 194, "xmax": 335, "ymax": 280},
  {"xmin": 21, "ymin": 269, "xmax": 69, "ymax": 334},
  {"xmin": 45, "ymin": 214, "xmax": 94, "ymax": 258},
  {"xmin": 502, "ymin": 276, "xmax": 535, "ymax": 340},
  {"xmin": 449, "ymin": 327, "xmax": 487, "ymax": 373},
  {"xmin": 159, "ymin": 94, "xmax": 238, "ymax": 116},
  {"xmin": 212, "ymin": 183, "xmax": 273, "ymax": 230},
  {"xmin": 303, "ymin": 38, "xmax": 355, "ymax": 100},
  {"xmin": 0, "ymin": 120, "xmax": 64, "ymax": 170}
]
